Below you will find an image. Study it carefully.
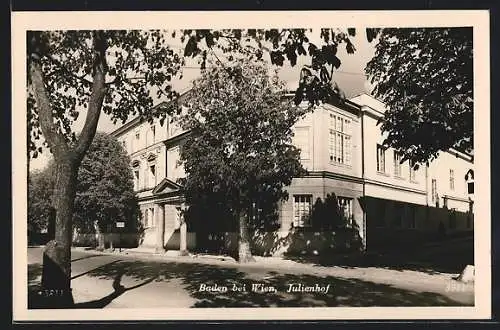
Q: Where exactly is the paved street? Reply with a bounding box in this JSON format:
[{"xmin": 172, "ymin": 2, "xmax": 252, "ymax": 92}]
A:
[{"xmin": 27, "ymin": 246, "xmax": 474, "ymax": 308}]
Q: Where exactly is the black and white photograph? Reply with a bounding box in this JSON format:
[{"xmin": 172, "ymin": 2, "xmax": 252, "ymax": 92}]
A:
[{"xmin": 12, "ymin": 10, "xmax": 491, "ymax": 321}]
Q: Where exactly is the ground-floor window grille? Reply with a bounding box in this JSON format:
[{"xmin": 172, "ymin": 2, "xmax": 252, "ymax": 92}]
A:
[{"xmin": 293, "ymin": 195, "xmax": 312, "ymax": 227}]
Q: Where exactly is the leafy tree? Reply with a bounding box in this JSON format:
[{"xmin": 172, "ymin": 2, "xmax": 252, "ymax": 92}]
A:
[
  {"xmin": 179, "ymin": 28, "xmax": 357, "ymax": 106},
  {"xmin": 27, "ymin": 28, "xmax": 358, "ymax": 304},
  {"xmin": 27, "ymin": 30, "xmax": 183, "ymax": 305},
  {"xmin": 72, "ymin": 133, "xmax": 141, "ymax": 250},
  {"xmin": 28, "ymin": 170, "xmax": 53, "ymax": 240},
  {"xmin": 28, "ymin": 133, "xmax": 141, "ymax": 249},
  {"xmin": 365, "ymin": 28, "xmax": 473, "ymax": 165},
  {"xmin": 178, "ymin": 58, "xmax": 307, "ymax": 262}
]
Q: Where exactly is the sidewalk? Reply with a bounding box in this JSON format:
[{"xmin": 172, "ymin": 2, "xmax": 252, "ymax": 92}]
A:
[{"xmin": 71, "ymin": 246, "xmax": 474, "ymax": 305}]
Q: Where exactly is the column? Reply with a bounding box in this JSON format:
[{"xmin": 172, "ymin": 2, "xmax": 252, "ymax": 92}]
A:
[
  {"xmin": 155, "ymin": 204, "xmax": 165, "ymax": 253},
  {"xmin": 179, "ymin": 203, "xmax": 188, "ymax": 255}
]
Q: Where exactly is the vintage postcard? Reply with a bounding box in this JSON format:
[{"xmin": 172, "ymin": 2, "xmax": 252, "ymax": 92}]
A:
[{"xmin": 12, "ymin": 10, "xmax": 491, "ymax": 321}]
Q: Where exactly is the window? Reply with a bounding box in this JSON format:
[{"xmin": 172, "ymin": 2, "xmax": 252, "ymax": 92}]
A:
[
  {"xmin": 393, "ymin": 151, "xmax": 402, "ymax": 177},
  {"xmin": 150, "ymin": 207, "xmax": 155, "ymax": 227},
  {"xmin": 151, "ymin": 125, "xmax": 156, "ymax": 144},
  {"xmin": 376, "ymin": 144, "xmax": 386, "ymax": 173},
  {"xmin": 337, "ymin": 197, "xmax": 353, "ymax": 225},
  {"xmin": 121, "ymin": 140, "xmax": 126, "ymax": 150},
  {"xmin": 134, "ymin": 130, "xmax": 140, "ymax": 152},
  {"xmin": 449, "ymin": 169, "xmax": 455, "ymax": 190},
  {"xmin": 149, "ymin": 164, "xmax": 156, "ymax": 187},
  {"xmin": 133, "ymin": 170, "xmax": 140, "ymax": 190},
  {"xmin": 294, "ymin": 127, "xmax": 310, "ymax": 160},
  {"xmin": 409, "ymin": 161, "xmax": 416, "ymax": 181},
  {"xmin": 467, "ymin": 182, "xmax": 474, "ymax": 194},
  {"xmin": 329, "ymin": 114, "xmax": 351, "ymax": 165},
  {"xmin": 132, "ymin": 161, "xmax": 140, "ymax": 190},
  {"xmin": 431, "ymin": 179, "xmax": 437, "ymax": 205},
  {"xmin": 293, "ymin": 195, "xmax": 312, "ymax": 227}
]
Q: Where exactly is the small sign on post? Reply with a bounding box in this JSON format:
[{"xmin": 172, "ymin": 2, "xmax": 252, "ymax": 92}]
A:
[{"xmin": 116, "ymin": 222, "xmax": 125, "ymax": 252}]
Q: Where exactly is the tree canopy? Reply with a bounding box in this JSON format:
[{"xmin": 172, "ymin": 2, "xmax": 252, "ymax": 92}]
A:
[
  {"xmin": 365, "ymin": 28, "xmax": 473, "ymax": 164},
  {"xmin": 28, "ymin": 133, "xmax": 141, "ymax": 236},
  {"xmin": 28, "ymin": 169, "xmax": 53, "ymax": 234}
]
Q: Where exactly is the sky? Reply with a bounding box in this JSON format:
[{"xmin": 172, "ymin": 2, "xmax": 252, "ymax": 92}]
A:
[{"xmin": 29, "ymin": 30, "xmax": 376, "ymax": 171}]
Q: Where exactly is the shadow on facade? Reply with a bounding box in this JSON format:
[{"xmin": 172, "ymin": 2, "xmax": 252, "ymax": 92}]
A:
[
  {"xmin": 28, "ymin": 259, "xmax": 470, "ymax": 308},
  {"xmin": 251, "ymin": 194, "xmax": 363, "ymax": 257}
]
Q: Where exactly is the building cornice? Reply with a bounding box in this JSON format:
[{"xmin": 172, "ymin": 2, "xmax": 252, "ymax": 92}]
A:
[{"xmin": 110, "ymin": 101, "xmax": 170, "ymax": 137}]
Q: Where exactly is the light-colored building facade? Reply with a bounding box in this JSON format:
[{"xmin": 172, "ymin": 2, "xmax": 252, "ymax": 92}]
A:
[{"xmin": 111, "ymin": 93, "xmax": 474, "ymax": 254}]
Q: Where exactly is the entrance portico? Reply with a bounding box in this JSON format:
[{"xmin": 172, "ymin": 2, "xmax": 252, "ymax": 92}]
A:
[{"xmin": 152, "ymin": 178, "xmax": 189, "ymax": 254}]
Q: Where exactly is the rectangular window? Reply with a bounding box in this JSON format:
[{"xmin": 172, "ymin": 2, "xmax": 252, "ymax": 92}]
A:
[
  {"xmin": 293, "ymin": 127, "xmax": 310, "ymax": 160},
  {"xmin": 337, "ymin": 197, "xmax": 353, "ymax": 225},
  {"xmin": 467, "ymin": 182, "xmax": 474, "ymax": 194},
  {"xmin": 134, "ymin": 131, "xmax": 140, "ymax": 152},
  {"xmin": 449, "ymin": 169, "xmax": 455, "ymax": 190},
  {"xmin": 150, "ymin": 164, "xmax": 156, "ymax": 187},
  {"xmin": 329, "ymin": 114, "xmax": 351, "ymax": 165},
  {"xmin": 393, "ymin": 151, "xmax": 402, "ymax": 177},
  {"xmin": 431, "ymin": 179, "xmax": 437, "ymax": 204},
  {"xmin": 376, "ymin": 144, "xmax": 386, "ymax": 173},
  {"xmin": 409, "ymin": 160, "xmax": 416, "ymax": 181},
  {"xmin": 133, "ymin": 169, "xmax": 140, "ymax": 190},
  {"xmin": 150, "ymin": 207, "xmax": 155, "ymax": 227},
  {"xmin": 151, "ymin": 125, "xmax": 156, "ymax": 144},
  {"xmin": 293, "ymin": 195, "xmax": 312, "ymax": 227}
]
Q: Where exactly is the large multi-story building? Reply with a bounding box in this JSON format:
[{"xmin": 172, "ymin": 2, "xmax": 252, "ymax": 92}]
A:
[{"xmin": 111, "ymin": 92, "xmax": 474, "ymax": 255}]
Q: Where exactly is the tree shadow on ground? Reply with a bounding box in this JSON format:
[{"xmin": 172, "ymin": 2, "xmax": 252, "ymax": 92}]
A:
[
  {"xmin": 73, "ymin": 264, "xmax": 158, "ymax": 308},
  {"xmin": 75, "ymin": 259, "xmax": 471, "ymax": 308},
  {"xmin": 71, "ymin": 254, "xmax": 104, "ymax": 262},
  {"xmin": 284, "ymin": 236, "xmax": 474, "ymax": 276},
  {"xmin": 28, "ymin": 259, "xmax": 123, "ymax": 309}
]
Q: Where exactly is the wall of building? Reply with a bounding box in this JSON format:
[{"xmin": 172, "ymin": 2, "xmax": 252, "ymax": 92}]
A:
[
  {"xmin": 427, "ymin": 151, "xmax": 473, "ymax": 212},
  {"xmin": 364, "ymin": 196, "xmax": 474, "ymax": 250},
  {"xmin": 362, "ymin": 111, "xmax": 427, "ymax": 200}
]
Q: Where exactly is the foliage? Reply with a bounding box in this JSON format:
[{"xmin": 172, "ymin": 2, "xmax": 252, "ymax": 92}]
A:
[
  {"xmin": 178, "ymin": 58, "xmax": 307, "ymax": 230},
  {"xmin": 27, "ymin": 30, "xmax": 184, "ymax": 158},
  {"xmin": 365, "ymin": 28, "xmax": 473, "ymax": 164},
  {"xmin": 28, "ymin": 133, "xmax": 141, "ymax": 234},
  {"xmin": 179, "ymin": 28, "xmax": 359, "ymax": 107},
  {"xmin": 73, "ymin": 133, "xmax": 141, "ymax": 234},
  {"xmin": 28, "ymin": 170, "xmax": 53, "ymax": 233},
  {"xmin": 310, "ymin": 193, "xmax": 345, "ymax": 231}
]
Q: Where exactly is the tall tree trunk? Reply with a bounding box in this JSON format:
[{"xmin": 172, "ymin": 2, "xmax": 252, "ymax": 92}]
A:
[
  {"xmin": 95, "ymin": 222, "xmax": 105, "ymax": 251},
  {"xmin": 41, "ymin": 158, "xmax": 79, "ymax": 307},
  {"xmin": 29, "ymin": 31, "xmax": 108, "ymax": 308},
  {"xmin": 238, "ymin": 209, "xmax": 255, "ymax": 263}
]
